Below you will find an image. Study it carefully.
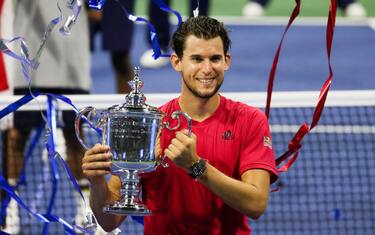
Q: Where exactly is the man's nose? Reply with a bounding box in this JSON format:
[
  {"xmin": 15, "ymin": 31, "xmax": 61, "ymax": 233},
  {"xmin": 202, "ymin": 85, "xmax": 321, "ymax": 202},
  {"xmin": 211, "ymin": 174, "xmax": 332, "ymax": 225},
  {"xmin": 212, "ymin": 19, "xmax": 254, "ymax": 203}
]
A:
[{"xmin": 201, "ymin": 60, "xmax": 213, "ymax": 74}]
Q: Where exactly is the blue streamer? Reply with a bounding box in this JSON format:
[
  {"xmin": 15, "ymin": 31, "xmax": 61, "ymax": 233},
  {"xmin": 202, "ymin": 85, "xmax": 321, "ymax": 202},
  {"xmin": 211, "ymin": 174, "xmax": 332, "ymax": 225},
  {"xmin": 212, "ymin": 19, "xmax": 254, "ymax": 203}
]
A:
[
  {"xmin": 149, "ymin": 0, "xmax": 182, "ymax": 58},
  {"xmin": 46, "ymin": 93, "xmax": 102, "ymax": 135},
  {"xmin": 54, "ymin": 152, "xmax": 86, "ymax": 207},
  {"xmin": 0, "ymin": 91, "xmax": 41, "ymax": 119},
  {"xmin": 0, "ymin": 15, "xmax": 60, "ymax": 83},
  {"xmin": 59, "ymin": 0, "xmax": 82, "ymax": 35},
  {"xmin": 43, "ymin": 94, "xmax": 100, "ymax": 234},
  {"xmin": 0, "ymin": 93, "xmax": 99, "ymax": 233},
  {"xmin": 33, "ymin": 16, "xmax": 61, "ymax": 68},
  {"xmin": 42, "ymin": 96, "xmax": 60, "ymax": 235},
  {"xmin": 42, "ymin": 214, "xmax": 75, "ymax": 234},
  {"xmin": 17, "ymin": 124, "xmax": 46, "ymax": 186},
  {"xmin": 149, "ymin": 0, "xmax": 182, "ymax": 59},
  {"xmin": 0, "ymin": 92, "xmax": 41, "ymax": 223},
  {"xmin": 0, "ymin": 124, "xmax": 45, "ymax": 224},
  {"xmin": 45, "ymin": 93, "xmax": 79, "ymax": 112},
  {"xmin": 113, "ymin": 0, "xmax": 163, "ymax": 59},
  {"xmin": 151, "ymin": 0, "xmax": 182, "ymax": 25},
  {"xmin": 0, "ymin": 38, "xmax": 34, "ymax": 68},
  {"xmin": 0, "ymin": 38, "xmax": 35, "ymax": 82},
  {"xmin": 88, "ymin": 0, "xmax": 107, "ymax": 10},
  {"xmin": 114, "ymin": 0, "xmax": 182, "ymax": 60},
  {"xmin": 0, "ymin": 175, "xmax": 50, "ymax": 223}
]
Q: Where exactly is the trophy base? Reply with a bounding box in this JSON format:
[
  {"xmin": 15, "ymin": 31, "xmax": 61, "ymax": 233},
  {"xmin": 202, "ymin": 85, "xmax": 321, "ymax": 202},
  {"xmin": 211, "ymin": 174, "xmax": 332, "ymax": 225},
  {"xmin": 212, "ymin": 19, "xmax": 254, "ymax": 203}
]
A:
[{"xmin": 103, "ymin": 203, "xmax": 152, "ymax": 216}]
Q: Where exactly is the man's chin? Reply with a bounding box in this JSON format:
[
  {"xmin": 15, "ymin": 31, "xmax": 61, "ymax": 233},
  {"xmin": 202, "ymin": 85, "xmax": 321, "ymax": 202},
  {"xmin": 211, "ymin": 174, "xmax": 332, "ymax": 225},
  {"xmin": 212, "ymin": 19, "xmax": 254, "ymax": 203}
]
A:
[
  {"xmin": 196, "ymin": 91, "xmax": 217, "ymax": 99},
  {"xmin": 183, "ymin": 78, "xmax": 223, "ymax": 99}
]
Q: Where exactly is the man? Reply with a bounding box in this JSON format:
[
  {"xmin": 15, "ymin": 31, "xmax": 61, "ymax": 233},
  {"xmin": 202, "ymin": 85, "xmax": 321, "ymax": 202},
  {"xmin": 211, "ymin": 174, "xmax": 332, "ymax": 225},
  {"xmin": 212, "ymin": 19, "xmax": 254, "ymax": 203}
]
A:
[{"xmin": 82, "ymin": 16, "xmax": 278, "ymax": 234}]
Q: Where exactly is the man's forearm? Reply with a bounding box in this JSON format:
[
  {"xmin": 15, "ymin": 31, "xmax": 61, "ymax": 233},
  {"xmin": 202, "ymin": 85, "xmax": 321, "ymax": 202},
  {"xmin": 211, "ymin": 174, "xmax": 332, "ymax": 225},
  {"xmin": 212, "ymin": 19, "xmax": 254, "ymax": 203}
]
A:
[
  {"xmin": 89, "ymin": 179, "xmax": 125, "ymax": 232},
  {"xmin": 198, "ymin": 163, "xmax": 270, "ymax": 219}
]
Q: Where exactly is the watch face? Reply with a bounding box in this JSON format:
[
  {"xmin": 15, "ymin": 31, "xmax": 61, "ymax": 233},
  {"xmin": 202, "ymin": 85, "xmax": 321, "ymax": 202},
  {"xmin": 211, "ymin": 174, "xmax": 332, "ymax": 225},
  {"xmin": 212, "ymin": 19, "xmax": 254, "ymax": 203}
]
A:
[
  {"xmin": 189, "ymin": 159, "xmax": 206, "ymax": 178},
  {"xmin": 193, "ymin": 167, "xmax": 200, "ymax": 175}
]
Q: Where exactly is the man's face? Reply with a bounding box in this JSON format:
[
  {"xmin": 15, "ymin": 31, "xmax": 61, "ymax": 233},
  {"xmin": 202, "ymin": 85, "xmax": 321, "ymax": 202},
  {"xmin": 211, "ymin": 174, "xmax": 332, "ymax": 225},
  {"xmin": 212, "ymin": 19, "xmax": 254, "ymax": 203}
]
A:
[{"xmin": 171, "ymin": 35, "xmax": 231, "ymax": 99}]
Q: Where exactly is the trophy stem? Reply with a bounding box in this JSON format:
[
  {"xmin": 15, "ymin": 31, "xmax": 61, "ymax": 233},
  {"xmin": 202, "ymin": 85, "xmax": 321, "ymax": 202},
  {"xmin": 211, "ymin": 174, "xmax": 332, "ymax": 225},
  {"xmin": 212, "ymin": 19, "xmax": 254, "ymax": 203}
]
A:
[
  {"xmin": 103, "ymin": 170, "xmax": 152, "ymax": 216},
  {"xmin": 120, "ymin": 170, "xmax": 140, "ymax": 206}
]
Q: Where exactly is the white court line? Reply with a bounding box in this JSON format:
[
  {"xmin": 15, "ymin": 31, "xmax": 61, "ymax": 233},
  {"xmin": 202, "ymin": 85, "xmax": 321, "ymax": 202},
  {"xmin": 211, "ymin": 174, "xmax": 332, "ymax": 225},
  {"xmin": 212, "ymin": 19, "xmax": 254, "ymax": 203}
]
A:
[
  {"xmin": 271, "ymin": 124, "xmax": 375, "ymax": 134},
  {"xmin": 167, "ymin": 16, "xmax": 375, "ymax": 27},
  {"xmin": 214, "ymin": 16, "xmax": 373, "ymax": 27}
]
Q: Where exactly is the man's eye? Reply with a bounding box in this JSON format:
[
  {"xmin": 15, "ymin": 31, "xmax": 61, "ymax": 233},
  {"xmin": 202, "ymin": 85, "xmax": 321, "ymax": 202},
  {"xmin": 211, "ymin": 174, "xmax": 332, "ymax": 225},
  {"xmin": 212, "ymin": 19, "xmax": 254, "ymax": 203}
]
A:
[
  {"xmin": 192, "ymin": 57, "xmax": 202, "ymax": 62},
  {"xmin": 211, "ymin": 56, "xmax": 222, "ymax": 62}
]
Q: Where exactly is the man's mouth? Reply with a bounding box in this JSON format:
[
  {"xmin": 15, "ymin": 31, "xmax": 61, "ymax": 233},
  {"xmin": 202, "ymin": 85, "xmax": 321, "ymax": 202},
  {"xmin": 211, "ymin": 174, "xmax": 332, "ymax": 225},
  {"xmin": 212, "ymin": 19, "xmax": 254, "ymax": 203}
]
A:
[{"xmin": 197, "ymin": 78, "xmax": 214, "ymax": 84}]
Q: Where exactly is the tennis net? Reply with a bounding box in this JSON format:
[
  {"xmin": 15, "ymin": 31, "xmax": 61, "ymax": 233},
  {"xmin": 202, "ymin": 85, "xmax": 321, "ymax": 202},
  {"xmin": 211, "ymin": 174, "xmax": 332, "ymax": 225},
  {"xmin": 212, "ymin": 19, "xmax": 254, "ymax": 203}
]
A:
[{"xmin": 0, "ymin": 90, "xmax": 374, "ymax": 234}]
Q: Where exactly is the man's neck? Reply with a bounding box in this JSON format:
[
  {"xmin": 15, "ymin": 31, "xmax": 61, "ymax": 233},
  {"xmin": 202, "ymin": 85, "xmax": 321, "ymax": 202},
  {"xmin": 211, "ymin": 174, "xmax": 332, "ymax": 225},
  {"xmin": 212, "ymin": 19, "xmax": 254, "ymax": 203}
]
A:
[{"xmin": 178, "ymin": 93, "xmax": 220, "ymax": 122}]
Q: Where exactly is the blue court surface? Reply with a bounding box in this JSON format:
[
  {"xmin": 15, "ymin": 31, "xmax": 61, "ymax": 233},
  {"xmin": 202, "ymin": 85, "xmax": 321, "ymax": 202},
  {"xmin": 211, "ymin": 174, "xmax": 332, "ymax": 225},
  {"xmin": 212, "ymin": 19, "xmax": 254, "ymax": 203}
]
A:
[{"xmin": 91, "ymin": 18, "xmax": 375, "ymax": 94}]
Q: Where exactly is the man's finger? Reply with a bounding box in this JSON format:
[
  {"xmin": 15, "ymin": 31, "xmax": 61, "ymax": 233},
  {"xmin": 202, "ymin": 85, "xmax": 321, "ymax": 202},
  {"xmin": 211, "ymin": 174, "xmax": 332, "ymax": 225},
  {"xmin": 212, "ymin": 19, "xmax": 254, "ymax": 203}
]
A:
[
  {"xmin": 83, "ymin": 161, "xmax": 112, "ymax": 171},
  {"xmin": 171, "ymin": 138, "xmax": 185, "ymax": 150},
  {"xmin": 84, "ymin": 170, "xmax": 111, "ymax": 177},
  {"xmin": 175, "ymin": 131, "xmax": 190, "ymax": 143},
  {"xmin": 83, "ymin": 152, "xmax": 111, "ymax": 163},
  {"xmin": 86, "ymin": 144, "xmax": 110, "ymax": 155},
  {"xmin": 168, "ymin": 143, "xmax": 181, "ymax": 155},
  {"xmin": 164, "ymin": 148, "xmax": 176, "ymax": 160}
]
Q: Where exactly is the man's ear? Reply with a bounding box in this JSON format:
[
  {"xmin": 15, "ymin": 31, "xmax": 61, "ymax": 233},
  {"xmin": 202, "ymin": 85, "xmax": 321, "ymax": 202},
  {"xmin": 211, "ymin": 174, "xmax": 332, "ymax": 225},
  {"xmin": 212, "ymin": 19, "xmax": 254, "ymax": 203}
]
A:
[
  {"xmin": 224, "ymin": 54, "xmax": 231, "ymax": 71},
  {"xmin": 170, "ymin": 53, "xmax": 182, "ymax": 72}
]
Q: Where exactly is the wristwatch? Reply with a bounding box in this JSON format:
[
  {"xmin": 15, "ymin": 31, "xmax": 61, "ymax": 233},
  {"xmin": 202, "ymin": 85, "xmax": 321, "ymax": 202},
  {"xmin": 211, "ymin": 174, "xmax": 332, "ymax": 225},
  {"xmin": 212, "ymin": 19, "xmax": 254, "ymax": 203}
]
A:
[{"xmin": 188, "ymin": 159, "xmax": 207, "ymax": 179}]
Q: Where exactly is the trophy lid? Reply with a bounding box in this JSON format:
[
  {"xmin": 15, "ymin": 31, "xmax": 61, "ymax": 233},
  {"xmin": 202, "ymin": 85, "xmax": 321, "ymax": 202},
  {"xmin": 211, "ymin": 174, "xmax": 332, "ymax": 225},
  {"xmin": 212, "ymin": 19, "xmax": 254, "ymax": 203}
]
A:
[
  {"xmin": 124, "ymin": 66, "xmax": 146, "ymax": 108},
  {"xmin": 107, "ymin": 67, "xmax": 162, "ymax": 115}
]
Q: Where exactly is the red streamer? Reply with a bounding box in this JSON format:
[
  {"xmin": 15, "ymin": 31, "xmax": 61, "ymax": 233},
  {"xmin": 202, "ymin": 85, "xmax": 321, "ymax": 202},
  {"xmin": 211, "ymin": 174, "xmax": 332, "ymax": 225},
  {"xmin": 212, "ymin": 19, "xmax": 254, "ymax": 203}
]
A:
[
  {"xmin": 265, "ymin": 0, "xmax": 337, "ymax": 173},
  {"xmin": 265, "ymin": 0, "xmax": 301, "ymax": 118},
  {"xmin": 0, "ymin": 0, "xmax": 9, "ymax": 91}
]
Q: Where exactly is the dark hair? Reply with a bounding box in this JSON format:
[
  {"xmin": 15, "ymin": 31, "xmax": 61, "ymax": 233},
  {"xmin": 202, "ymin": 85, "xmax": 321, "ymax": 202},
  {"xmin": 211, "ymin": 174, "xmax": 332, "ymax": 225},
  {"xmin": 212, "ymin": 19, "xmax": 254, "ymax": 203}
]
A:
[{"xmin": 171, "ymin": 16, "xmax": 231, "ymax": 58}]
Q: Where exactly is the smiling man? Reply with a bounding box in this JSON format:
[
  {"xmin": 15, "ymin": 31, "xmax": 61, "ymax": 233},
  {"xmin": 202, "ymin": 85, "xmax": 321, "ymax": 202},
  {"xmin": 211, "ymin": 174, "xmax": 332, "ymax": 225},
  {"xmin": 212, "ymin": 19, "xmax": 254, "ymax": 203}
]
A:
[{"xmin": 83, "ymin": 16, "xmax": 278, "ymax": 234}]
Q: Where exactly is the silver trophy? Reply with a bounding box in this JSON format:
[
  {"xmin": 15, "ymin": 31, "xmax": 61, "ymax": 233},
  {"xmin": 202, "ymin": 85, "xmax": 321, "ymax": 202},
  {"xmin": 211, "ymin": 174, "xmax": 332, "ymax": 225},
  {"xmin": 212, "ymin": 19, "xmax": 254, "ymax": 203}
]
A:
[{"xmin": 75, "ymin": 67, "xmax": 192, "ymax": 215}]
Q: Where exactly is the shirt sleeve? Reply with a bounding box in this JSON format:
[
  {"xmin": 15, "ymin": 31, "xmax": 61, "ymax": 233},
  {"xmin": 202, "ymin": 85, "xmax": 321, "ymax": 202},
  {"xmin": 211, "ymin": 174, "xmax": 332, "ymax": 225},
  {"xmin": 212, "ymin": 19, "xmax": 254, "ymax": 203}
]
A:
[{"xmin": 238, "ymin": 108, "xmax": 278, "ymax": 183}]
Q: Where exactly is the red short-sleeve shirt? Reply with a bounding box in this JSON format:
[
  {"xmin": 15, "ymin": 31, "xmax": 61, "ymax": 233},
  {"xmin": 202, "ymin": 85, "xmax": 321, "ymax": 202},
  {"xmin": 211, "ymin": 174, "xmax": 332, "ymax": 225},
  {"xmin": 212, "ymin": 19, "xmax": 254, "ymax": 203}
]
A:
[{"xmin": 140, "ymin": 95, "xmax": 278, "ymax": 235}]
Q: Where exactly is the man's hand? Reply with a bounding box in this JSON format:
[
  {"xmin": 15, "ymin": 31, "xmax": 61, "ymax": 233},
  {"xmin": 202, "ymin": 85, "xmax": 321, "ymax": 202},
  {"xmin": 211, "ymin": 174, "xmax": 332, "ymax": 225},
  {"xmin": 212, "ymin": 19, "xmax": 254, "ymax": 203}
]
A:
[
  {"xmin": 164, "ymin": 129, "xmax": 199, "ymax": 171},
  {"xmin": 82, "ymin": 144, "xmax": 112, "ymax": 184}
]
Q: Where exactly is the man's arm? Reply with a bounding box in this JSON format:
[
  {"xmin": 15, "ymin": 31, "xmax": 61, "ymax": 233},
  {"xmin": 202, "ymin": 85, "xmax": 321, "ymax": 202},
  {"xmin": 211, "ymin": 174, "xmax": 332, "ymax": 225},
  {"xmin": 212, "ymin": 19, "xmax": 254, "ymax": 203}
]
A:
[
  {"xmin": 164, "ymin": 130, "xmax": 272, "ymax": 219},
  {"xmin": 198, "ymin": 165, "xmax": 270, "ymax": 219},
  {"xmin": 82, "ymin": 144, "xmax": 126, "ymax": 231}
]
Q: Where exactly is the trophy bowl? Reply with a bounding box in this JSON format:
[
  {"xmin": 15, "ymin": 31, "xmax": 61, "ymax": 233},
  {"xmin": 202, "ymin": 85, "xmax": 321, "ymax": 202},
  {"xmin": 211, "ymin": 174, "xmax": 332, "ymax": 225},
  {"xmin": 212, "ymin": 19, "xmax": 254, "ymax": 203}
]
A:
[{"xmin": 75, "ymin": 67, "xmax": 191, "ymax": 216}]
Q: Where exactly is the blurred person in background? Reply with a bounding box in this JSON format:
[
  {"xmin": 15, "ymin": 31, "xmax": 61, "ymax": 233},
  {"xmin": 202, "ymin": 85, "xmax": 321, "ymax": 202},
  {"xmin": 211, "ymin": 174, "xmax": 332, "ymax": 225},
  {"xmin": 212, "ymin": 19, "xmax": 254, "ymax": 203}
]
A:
[
  {"xmin": 140, "ymin": 0, "xmax": 210, "ymax": 68},
  {"xmin": 88, "ymin": 0, "xmax": 135, "ymax": 94},
  {"xmin": 242, "ymin": 0, "xmax": 367, "ymax": 18},
  {"xmin": 5, "ymin": 0, "xmax": 90, "ymax": 187}
]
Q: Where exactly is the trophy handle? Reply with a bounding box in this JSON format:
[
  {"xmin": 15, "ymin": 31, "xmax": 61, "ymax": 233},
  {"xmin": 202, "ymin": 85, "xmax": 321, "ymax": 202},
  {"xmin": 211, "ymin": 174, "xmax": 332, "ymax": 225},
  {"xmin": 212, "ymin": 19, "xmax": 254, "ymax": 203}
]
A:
[
  {"xmin": 158, "ymin": 111, "xmax": 193, "ymax": 168},
  {"xmin": 75, "ymin": 106, "xmax": 103, "ymax": 150},
  {"xmin": 163, "ymin": 111, "xmax": 192, "ymax": 136}
]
